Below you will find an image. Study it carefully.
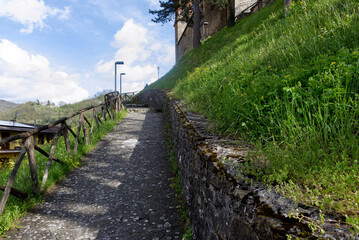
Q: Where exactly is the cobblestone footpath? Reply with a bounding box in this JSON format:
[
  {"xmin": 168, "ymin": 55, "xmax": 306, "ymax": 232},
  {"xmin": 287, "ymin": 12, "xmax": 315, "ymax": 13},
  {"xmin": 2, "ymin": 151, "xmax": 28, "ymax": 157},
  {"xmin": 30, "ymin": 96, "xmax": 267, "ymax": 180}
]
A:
[{"xmin": 5, "ymin": 108, "xmax": 183, "ymax": 240}]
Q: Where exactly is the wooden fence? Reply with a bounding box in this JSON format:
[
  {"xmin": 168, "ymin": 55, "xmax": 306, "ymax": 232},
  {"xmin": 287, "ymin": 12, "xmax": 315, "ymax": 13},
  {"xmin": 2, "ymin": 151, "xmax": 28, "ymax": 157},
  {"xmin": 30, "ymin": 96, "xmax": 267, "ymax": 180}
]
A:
[
  {"xmin": 0, "ymin": 92, "xmax": 124, "ymax": 216},
  {"xmin": 120, "ymin": 91, "xmax": 138, "ymax": 103}
]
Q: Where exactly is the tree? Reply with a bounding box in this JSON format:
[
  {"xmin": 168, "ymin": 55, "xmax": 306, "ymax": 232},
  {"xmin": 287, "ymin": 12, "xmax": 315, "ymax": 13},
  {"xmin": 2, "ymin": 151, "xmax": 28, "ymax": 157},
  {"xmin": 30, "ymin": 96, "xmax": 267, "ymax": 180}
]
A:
[
  {"xmin": 150, "ymin": 0, "xmax": 201, "ymax": 48},
  {"xmin": 206, "ymin": 0, "xmax": 235, "ymax": 27},
  {"xmin": 149, "ymin": 0, "xmax": 191, "ymax": 24},
  {"xmin": 193, "ymin": 0, "xmax": 201, "ymax": 48},
  {"xmin": 228, "ymin": 0, "xmax": 235, "ymax": 27},
  {"xmin": 149, "ymin": 0, "xmax": 235, "ymax": 49}
]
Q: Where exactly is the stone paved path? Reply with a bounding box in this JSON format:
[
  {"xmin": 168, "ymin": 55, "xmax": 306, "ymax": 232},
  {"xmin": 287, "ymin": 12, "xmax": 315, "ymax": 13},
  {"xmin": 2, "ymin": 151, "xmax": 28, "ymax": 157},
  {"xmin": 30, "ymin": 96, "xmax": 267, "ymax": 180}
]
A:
[{"xmin": 5, "ymin": 108, "xmax": 183, "ymax": 239}]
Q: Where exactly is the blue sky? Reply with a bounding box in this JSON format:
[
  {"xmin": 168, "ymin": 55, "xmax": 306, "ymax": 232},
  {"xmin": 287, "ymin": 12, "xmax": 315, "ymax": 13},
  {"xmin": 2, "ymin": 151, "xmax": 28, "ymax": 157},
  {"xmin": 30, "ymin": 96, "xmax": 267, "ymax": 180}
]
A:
[{"xmin": 0, "ymin": 0, "xmax": 175, "ymax": 104}]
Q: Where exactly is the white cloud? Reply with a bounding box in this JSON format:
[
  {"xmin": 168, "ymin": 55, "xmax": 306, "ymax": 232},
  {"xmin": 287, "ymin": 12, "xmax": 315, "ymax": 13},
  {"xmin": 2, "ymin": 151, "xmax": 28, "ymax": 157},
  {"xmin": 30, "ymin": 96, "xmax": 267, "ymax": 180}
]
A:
[
  {"xmin": 96, "ymin": 19, "xmax": 173, "ymax": 93},
  {"xmin": 0, "ymin": 0, "xmax": 70, "ymax": 33},
  {"xmin": 0, "ymin": 39, "xmax": 88, "ymax": 104},
  {"xmin": 112, "ymin": 19, "xmax": 148, "ymax": 48}
]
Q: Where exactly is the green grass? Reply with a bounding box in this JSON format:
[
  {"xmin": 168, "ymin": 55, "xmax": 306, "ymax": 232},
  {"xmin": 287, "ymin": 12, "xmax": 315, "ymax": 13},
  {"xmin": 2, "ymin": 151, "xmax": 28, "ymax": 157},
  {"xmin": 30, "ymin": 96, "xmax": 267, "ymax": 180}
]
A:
[
  {"xmin": 149, "ymin": 0, "xmax": 359, "ymax": 233},
  {"xmin": 0, "ymin": 110, "xmax": 126, "ymax": 235}
]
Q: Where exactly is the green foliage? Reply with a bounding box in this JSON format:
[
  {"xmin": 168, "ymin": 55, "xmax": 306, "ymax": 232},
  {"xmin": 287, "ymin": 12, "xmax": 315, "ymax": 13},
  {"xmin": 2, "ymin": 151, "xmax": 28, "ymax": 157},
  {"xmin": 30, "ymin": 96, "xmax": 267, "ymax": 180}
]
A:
[
  {"xmin": 0, "ymin": 110, "xmax": 126, "ymax": 234},
  {"xmin": 0, "ymin": 95, "xmax": 105, "ymax": 125},
  {"xmin": 149, "ymin": 0, "xmax": 359, "ymax": 232}
]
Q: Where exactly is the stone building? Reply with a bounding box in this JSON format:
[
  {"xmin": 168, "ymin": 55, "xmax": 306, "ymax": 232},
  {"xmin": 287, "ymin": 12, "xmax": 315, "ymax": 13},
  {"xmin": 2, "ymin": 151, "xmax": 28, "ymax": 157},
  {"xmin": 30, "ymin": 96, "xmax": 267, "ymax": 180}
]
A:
[{"xmin": 175, "ymin": 0, "xmax": 273, "ymax": 62}]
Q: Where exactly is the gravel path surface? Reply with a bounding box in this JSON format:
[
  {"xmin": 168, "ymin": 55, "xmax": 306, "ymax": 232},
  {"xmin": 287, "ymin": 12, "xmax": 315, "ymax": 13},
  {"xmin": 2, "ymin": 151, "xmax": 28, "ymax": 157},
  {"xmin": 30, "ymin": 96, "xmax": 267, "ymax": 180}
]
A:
[{"xmin": 5, "ymin": 108, "xmax": 183, "ymax": 240}]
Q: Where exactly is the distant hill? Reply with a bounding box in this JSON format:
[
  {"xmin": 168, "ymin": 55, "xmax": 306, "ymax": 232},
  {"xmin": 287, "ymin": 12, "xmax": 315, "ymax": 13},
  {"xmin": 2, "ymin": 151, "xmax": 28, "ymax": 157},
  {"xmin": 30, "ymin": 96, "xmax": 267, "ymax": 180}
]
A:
[
  {"xmin": 0, "ymin": 96, "xmax": 105, "ymax": 125},
  {"xmin": 0, "ymin": 100, "xmax": 17, "ymax": 112}
]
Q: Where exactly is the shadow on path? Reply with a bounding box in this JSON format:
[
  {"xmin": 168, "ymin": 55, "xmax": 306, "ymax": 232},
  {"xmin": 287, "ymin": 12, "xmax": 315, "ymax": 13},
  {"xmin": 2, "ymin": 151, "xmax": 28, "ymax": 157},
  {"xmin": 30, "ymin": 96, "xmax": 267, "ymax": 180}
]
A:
[{"xmin": 5, "ymin": 108, "xmax": 183, "ymax": 240}]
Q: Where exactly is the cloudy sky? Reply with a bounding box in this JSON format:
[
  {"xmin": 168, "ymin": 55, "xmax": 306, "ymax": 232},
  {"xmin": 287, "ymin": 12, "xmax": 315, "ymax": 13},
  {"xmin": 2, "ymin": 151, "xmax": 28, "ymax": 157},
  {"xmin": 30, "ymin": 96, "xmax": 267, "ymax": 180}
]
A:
[{"xmin": 0, "ymin": 0, "xmax": 175, "ymax": 104}]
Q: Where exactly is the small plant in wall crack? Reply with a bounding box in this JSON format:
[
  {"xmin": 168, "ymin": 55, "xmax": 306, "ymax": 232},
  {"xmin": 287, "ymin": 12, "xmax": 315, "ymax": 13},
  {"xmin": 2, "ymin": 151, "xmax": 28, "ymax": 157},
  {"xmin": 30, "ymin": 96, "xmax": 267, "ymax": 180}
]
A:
[{"xmin": 166, "ymin": 122, "xmax": 193, "ymax": 240}]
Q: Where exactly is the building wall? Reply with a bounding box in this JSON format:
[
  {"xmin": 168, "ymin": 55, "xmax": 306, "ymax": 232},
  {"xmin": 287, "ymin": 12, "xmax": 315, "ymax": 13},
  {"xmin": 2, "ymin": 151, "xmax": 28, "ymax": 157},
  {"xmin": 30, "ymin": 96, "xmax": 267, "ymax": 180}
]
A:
[
  {"xmin": 0, "ymin": 131, "xmax": 22, "ymax": 150},
  {"xmin": 176, "ymin": 23, "xmax": 193, "ymax": 62},
  {"xmin": 235, "ymin": 0, "xmax": 257, "ymax": 15},
  {"xmin": 201, "ymin": 1, "xmax": 227, "ymax": 40},
  {"xmin": 174, "ymin": 2, "xmax": 227, "ymax": 62},
  {"xmin": 175, "ymin": 0, "xmax": 275, "ymax": 62}
]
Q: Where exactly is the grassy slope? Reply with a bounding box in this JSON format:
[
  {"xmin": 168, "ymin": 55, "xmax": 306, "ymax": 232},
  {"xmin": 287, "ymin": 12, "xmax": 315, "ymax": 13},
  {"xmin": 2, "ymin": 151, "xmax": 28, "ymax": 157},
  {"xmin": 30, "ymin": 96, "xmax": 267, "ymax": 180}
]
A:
[
  {"xmin": 0, "ymin": 100, "xmax": 17, "ymax": 112},
  {"xmin": 149, "ymin": 0, "xmax": 359, "ymax": 230}
]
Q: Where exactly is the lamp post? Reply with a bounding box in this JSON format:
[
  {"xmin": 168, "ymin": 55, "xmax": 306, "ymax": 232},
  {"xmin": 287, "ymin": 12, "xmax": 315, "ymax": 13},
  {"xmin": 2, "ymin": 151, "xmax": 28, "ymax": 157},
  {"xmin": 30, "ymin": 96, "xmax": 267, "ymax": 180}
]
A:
[
  {"xmin": 157, "ymin": 66, "xmax": 160, "ymax": 80},
  {"xmin": 119, "ymin": 73, "xmax": 126, "ymax": 96},
  {"xmin": 202, "ymin": 21, "xmax": 208, "ymax": 40},
  {"xmin": 114, "ymin": 61, "xmax": 124, "ymax": 92}
]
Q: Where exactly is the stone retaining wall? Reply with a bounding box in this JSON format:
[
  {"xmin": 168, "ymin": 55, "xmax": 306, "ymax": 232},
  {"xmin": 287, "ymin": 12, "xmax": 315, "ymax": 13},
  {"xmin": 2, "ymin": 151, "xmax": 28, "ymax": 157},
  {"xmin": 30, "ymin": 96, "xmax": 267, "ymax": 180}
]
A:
[{"xmin": 136, "ymin": 89, "xmax": 353, "ymax": 240}]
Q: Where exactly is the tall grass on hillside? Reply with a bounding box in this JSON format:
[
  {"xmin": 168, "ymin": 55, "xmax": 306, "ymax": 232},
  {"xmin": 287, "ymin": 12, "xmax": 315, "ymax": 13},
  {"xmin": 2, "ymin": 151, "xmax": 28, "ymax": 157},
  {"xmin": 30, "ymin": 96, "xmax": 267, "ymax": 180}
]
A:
[
  {"xmin": 0, "ymin": 111, "xmax": 126, "ymax": 234},
  {"xmin": 150, "ymin": 0, "xmax": 359, "ymax": 231}
]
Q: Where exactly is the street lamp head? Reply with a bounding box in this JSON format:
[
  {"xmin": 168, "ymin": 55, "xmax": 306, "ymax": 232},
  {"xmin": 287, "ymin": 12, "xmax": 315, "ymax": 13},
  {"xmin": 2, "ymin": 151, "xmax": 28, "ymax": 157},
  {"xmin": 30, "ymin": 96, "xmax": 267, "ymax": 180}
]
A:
[
  {"xmin": 115, "ymin": 61, "xmax": 124, "ymax": 65},
  {"xmin": 120, "ymin": 73, "xmax": 126, "ymax": 76}
]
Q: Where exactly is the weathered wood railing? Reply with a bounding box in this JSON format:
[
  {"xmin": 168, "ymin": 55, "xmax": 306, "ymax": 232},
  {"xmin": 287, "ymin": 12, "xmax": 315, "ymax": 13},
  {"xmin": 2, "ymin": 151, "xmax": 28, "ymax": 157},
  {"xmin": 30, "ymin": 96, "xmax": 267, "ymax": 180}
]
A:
[
  {"xmin": 120, "ymin": 91, "xmax": 138, "ymax": 103},
  {"xmin": 0, "ymin": 92, "xmax": 124, "ymax": 216}
]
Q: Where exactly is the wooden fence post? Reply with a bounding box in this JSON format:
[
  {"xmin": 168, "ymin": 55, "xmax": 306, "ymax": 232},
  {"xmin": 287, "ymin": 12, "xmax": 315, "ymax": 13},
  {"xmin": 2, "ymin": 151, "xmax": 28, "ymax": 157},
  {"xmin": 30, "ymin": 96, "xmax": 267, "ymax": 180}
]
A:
[
  {"xmin": 84, "ymin": 115, "xmax": 91, "ymax": 128},
  {"xmin": 110, "ymin": 102, "xmax": 115, "ymax": 120},
  {"xmin": 93, "ymin": 108, "xmax": 100, "ymax": 129},
  {"xmin": 81, "ymin": 114, "xmax": 89, "ymax": 145},
  {"xmin": 24, "ymin": 136, "xmax": 39, "ymax": 194},
  {"xmin": 63, "ymin": 123, "xmax": 72, "ymax": 154},
  {"xmin": 90, "ymin": 113, "xmax": 95, "ymax": 143},
  {"xmin": 0, "ymin": 147, "xmax": 27, "ymax": 216},
  {"xmin": 102, "ymin": 106, "xmax": 107, "ymax": 121},
  {"xmin": 41, "ymin": 124, "xmax": 65, "ymax": 191},
  {"xmin": 74, "ymin": 114, "xmax": 83, "ymax": 154},
  {"xmin": 106, "ymin": 104, "xmax": 112, "ymax": 120},
  {"xmin": 115, "ymin": 98, "xmax": 118, "ymax": 115}
]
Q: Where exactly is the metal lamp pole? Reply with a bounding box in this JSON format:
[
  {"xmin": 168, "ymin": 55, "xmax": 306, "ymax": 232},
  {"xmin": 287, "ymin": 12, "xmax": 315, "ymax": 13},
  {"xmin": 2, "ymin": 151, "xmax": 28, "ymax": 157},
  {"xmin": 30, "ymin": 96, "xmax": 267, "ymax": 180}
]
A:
[
  {"xmin": 120, "ymin": 73, "xmax": 126, "ymax": 96},
  {"xmin": 203, "ymin": 21, "xmax": 208, "ymax": 40},
  {"xmin": 114, "ymin": 61, "xmax": 124, "ymax": 92}
]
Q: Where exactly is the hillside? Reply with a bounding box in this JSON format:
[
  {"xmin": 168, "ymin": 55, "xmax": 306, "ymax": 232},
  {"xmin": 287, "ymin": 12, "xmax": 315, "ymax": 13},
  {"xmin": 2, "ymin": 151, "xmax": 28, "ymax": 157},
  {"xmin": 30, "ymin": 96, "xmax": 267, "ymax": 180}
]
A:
[
  {"xmin": 149, "ymin": 0, "xmax": 359, "ymax": 231},
  {"xmin": 0, "ymin": 96, "xmax": 104, "ymax": 125},
  {"xmin": 0, "ymin": 100, "xmax": 17, "ymax": 112}
]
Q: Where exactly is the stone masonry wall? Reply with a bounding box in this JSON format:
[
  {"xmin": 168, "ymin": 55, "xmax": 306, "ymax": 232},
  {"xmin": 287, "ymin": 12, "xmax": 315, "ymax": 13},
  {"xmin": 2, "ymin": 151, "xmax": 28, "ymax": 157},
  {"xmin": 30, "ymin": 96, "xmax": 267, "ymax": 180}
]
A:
[
  {"xmin": 136, "ymin": 89, "xmax": 353, "ymax": 240},
  {"xmin": 176, "ymin": 24, "xmax": 193, "ymax": 62}
]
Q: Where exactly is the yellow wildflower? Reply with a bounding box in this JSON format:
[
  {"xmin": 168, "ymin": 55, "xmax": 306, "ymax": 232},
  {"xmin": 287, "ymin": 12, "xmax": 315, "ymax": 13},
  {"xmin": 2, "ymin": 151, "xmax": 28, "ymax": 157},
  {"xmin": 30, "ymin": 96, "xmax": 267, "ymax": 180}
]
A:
[{"xmin": 330, "ymin": 62, "xmax": 336, "ymax": 66}]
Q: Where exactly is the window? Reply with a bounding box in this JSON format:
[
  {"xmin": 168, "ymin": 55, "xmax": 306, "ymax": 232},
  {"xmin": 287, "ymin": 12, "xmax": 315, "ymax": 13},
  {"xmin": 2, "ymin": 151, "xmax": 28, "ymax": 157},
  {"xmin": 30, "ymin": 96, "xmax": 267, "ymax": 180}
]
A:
[{"xmin": 1, "ymin": 132, "xmax": 10, "ymax": 150}]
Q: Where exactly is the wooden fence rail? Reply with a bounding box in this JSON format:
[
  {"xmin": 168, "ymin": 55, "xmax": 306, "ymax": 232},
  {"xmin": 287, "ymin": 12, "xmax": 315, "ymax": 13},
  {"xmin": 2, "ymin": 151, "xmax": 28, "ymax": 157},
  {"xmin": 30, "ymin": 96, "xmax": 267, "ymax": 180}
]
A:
[
  {"xmin": 120, "ymin": 91, "xmax": 138, "ymax": 103},
  {"xmin": 0, "ymin": 92, "xmax": 124, "ymax": 216}
]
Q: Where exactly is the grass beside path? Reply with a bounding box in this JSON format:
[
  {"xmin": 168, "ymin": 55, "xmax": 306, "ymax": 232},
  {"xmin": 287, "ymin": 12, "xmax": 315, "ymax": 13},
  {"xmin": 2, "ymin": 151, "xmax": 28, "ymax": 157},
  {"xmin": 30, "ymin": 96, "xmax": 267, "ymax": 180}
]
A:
[
  {"xmin": 149, "ymin": 0, "xmax": 359, "ymax": 233},
  {"xmin": 0, "ymin": 111, "xmax": 126, "ymax": 235}
]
